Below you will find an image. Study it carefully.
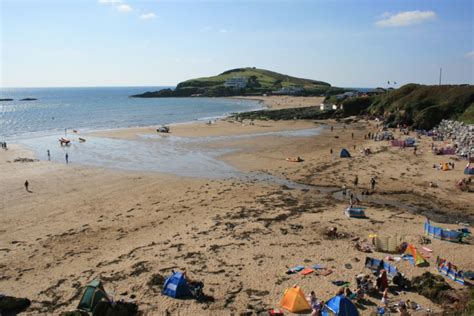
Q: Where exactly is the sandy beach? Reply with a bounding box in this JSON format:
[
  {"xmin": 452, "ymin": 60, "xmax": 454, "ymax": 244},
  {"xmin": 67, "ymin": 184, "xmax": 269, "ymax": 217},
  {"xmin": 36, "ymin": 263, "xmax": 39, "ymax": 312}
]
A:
[{"xmin": 1, "ymin": 96, "xmax": 473, "ymax": 315}]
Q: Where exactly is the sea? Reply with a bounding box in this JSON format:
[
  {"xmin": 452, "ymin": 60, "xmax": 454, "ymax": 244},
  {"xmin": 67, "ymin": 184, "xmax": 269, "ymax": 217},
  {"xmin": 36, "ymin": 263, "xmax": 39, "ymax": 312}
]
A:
[
  {"xmin": 0, "ymin": 87, "xmax": 324, "ymax": 178},
  {"xmin": 0, "ymin": 86, "xmax": 262, "ymax": 140}
]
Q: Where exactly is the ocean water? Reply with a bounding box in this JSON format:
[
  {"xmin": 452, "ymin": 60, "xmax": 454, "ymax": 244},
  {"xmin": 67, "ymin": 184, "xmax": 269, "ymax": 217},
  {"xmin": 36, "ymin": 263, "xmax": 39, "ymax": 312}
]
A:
[
  {"xmin": 0, "ymin": 86, "xmax": 262, "ymax": 140},
  {"xmin": 1, "ymin": 86, "xmax": 322, "ymax": 178}
]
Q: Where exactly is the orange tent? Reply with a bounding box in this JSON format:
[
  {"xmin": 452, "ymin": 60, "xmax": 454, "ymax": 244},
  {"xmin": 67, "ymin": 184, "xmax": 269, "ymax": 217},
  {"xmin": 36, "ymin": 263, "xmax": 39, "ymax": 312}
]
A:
[
  {"xmin": 404, "ymin": 243, "xmax": 427, "ymax": 266},
  {"xmin": 280, "ymin": 285, "xmax": 311, "ymax": 313}
]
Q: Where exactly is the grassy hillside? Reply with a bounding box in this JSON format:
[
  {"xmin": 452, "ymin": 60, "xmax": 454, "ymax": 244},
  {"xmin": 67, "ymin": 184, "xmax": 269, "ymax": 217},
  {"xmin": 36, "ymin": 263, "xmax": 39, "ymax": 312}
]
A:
[
  {"xmin": 131, "ymin": 67, "xmax": 342, "ymax": 98},
  {"xmin": 178, "ymin": 67, "xmax": 330, "ymax": 90},
  {"xmin": 365, "ymin": 84, "xmax": 474, "ymax": 129}
]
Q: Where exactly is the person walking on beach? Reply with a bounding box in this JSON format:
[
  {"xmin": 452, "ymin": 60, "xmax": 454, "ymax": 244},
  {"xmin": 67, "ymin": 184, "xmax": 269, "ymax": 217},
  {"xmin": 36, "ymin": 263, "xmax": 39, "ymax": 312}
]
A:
[
  {"xmin": 47, "ymin": 150, "xmax": 51, "ymax": 161},
  {"xmin": 24, "ymin": 180, "xmax": 29, "ymax": 192},
  {"xmin": 65, "ymin": 153, "xmax": 69, "ymax": 164},
  {"xmin": 351, "ymin": 132, "xmax": 354, "ymax": 140},
  {"xmin": 370, "ymin": 177, "xmax": 377, "ymax": 191},
  {"xmin": 331, "ymin": 126, "xmax": 334, "ymax": 132},
  {"xmin": 342, "ymin": 184, "xmax": 347, "ymax": 197},
  {"xmin": 330, "ymin": 148, "xmax": 333, "ymax": 154},
  {"xmin": 413, "ymin": 146, "xmax": 417, "ymax": 156},
  {"xmin": 353, "ymin": 175, "xmax": 359, "ymax": 187}
]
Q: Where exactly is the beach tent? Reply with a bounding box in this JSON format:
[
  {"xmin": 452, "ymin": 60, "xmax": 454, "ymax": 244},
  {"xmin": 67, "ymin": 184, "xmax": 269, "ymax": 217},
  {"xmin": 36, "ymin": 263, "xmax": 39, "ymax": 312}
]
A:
[
  {"xmin": 405, "ymin": 138, "xmax": 416, "ymax": 147},
  {"xmin": 436, "ymin": 256, "xmax": 465, "ymax": 285},
  {"xmin": 280, "ymin": 286, "xmax": 311, "ymax": 313},
  {"xmin": 322, "ymin": 295, "xmax": 359, "ymax": 316},
  {"xmin": 464, "ymin": 163, "xmax": 474, "ymax": 175},
  {"xmin": 77, "ymin": 280, "xmax": 110, "ymax": 312},
  {"xmin": 163, "ymin": 272, "xmax": 193, "ymax": 298},
  {"xmin": 374, "ymin": 235, "xmax": 404, "ymax": 253},
  {"xmin": 391, "ymin": 140, "xmax": 405, "ymax": 147},
  {"xmin": 340, "ymin": 149, "xmax": 351, "ymax": 158},
  {"xmin": 403, "ymin": 243, "xmax": 427, "ymax": 266},
  {"xmin": 345, "ymin": 207, "xmax": 366, "ymax": 218}
]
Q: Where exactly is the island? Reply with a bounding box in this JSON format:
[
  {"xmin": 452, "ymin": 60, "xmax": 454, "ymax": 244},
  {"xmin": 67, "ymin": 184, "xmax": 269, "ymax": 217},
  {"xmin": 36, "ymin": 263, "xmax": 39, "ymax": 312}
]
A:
[
  {"xmin": 130, "ymin": 67, "xmax": 349, "ymax": 98},
  {"xmin": 0, "ymin": 98, "xmax": 14, "ymax": 101},
  {"xmin": 20, "ymin": 98, "xmax": 38, "ymax": 101}
]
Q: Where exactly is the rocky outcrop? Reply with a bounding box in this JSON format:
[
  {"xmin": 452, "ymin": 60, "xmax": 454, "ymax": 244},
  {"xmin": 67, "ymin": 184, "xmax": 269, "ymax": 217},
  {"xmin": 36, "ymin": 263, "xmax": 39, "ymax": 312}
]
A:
[{"xmin": 433, "ymin": 120, "xmax": 474, "ymax": 158}]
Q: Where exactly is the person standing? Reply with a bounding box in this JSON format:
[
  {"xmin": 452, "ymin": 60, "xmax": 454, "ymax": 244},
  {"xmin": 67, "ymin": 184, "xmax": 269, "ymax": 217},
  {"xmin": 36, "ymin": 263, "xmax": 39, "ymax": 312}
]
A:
[
  {"xmin": 353, "ymin": 175, "xmax": 359, "ymax": 187},
  {"xmin": 371, "ymin": 177, "xmax": 377, "ymax": 191},
  {"xmin": 24, "ymin": 180, "xmax": 29, "ymax": 192},
  {"xmin": 351, "ymin": 132, "xmax": 354, "ymax": 140},
  {"xmin": 65, "ymin": 153, "xmax": 69, "ymax": 164},
  {"xmin": 47, "ymin": 150, "xmax": 51, "ymax": 161}
]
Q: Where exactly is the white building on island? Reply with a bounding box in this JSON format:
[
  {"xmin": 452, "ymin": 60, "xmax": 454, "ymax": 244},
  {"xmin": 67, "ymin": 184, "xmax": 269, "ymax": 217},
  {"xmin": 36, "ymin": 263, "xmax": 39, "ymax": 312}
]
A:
[{"xmin": 224, "ymin": 77, "xmax": 247, "ymax": 89}]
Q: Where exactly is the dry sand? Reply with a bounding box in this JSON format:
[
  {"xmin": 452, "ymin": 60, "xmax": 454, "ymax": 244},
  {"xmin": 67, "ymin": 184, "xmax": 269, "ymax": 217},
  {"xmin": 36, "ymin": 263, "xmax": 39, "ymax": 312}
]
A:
[{"xmin": 1, "ymin": 96, "xmax": 473, "ymax": 315}]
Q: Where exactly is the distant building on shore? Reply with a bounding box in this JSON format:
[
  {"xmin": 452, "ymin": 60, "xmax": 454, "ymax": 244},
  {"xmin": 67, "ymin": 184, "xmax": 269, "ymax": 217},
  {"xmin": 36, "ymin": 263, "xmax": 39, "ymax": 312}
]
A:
[
  {"xmin": 224, "ymin": 77, "xmax": 248, "ymax": 89},
  {"xmin": 274, "ymin": 86, "xmax": 304, "ymax": 95},
  {"xmin": 320, "ymin": 103, "xmax": 333, "ymax": 111}
]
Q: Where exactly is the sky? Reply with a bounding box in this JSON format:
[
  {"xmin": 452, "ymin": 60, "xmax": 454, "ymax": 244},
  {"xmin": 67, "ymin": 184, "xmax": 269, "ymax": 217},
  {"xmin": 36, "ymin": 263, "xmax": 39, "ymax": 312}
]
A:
[{"xmin": 1, "ymin": 0, "xmax": 473, "ymax": 88}]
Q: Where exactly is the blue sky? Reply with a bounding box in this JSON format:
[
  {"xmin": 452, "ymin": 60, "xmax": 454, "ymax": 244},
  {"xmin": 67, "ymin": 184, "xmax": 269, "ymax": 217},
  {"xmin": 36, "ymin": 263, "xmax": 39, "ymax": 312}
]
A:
[{"xmin": 1, "ymin": 0, "xmax": 473, "ymax": 87}]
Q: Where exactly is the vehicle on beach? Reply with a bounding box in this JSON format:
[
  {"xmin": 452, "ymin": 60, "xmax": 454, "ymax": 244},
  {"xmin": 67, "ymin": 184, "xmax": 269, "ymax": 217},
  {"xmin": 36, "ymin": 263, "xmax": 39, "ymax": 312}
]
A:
[{"xmin": 59, "ymin": 137, "xmax": 71, "ymax": 145}]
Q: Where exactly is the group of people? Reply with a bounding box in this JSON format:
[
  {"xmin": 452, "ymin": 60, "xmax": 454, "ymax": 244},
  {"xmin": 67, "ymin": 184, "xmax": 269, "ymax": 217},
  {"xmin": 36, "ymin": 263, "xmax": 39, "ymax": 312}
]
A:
[
  {"xmin": 1, "ymin": 141, "xmax": 7, "ymax": 150},
  {"xmin": 341, "ymin": 175, "xmax": 377, "ymax": 206}
]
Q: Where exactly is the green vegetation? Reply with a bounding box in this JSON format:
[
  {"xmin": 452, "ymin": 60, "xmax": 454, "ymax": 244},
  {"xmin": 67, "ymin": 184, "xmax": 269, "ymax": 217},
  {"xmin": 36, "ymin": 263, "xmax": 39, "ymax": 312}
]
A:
[
  {"xmin": 364, "ymin": 84, "xmax": 474, "ymax": 129},
  {"xmin": 131, "ymin": 67, "xmax": 336, "ymax": 98},
  {"xmin": 232, "ymin": 106, "xmax": 336, "ymax": 121},
  {"xmin": 324, "ymin": 84, "xmax": 474, "ymax": 129}
]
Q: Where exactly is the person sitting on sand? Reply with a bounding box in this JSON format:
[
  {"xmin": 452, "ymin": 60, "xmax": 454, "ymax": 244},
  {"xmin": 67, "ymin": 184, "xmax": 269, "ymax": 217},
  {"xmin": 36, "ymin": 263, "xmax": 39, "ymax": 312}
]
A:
[{"xmin": 308, "ymin": 291, "xmax": 320, "ymax": 316}]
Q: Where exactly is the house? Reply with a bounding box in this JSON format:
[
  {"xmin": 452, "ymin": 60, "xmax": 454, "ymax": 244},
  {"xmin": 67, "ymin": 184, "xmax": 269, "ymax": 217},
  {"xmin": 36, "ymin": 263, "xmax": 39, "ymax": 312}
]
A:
[
  {"xmin": 224, "ymin": 77, "xmax": 247, "ymax": 89},
  {"xmin": 320, "ymin": 103, "xmax": 332, "ymax": 111},
  {"xmin": 275, "ymin": 86, "xmax": 304, "ymax": 95}
]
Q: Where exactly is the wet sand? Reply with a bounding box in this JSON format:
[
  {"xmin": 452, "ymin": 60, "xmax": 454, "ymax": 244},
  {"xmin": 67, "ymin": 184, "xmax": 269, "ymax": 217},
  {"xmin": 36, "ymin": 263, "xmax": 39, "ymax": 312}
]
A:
[{"xmin": 1, "ymin": 97, "xmax": 473, "ymax": 315}]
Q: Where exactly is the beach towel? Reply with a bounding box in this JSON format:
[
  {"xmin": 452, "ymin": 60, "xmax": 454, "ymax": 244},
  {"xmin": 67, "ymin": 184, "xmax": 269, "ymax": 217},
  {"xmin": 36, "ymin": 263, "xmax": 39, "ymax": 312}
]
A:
[
  {"xmin": 331, "ymin": 281, "xmax": 350, "ymax": 287},
  {"xmin": 320, "ymin": 269, "xmax": 333, "ymax": 276},
  {"xmin": 422, "ymin": 247, "xmax": 433, "ymax": 253},
  {"xmin": 300, "ymin": 268, "xmax": 315, "ymax": 276},
  {"xmin": 313, "ymin": 264, "xmax": 324, "ymax": 270},
  {"xmin": 286, "ymin": 265, "xmax": 305, "ymax": 274}
]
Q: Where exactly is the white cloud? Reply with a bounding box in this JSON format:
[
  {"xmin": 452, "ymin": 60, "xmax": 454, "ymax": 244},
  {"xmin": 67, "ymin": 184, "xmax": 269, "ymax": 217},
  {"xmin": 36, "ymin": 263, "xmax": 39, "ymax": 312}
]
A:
[
  {"xmin": 98, "ymin": 0, "xmax": 122, "ymax": 4},
  {"xmin": 117, "ymin": 4, "xmax": 132, "ymax": 12},
  {"xmin": 376, "ymin": 10, "xmax": 436, "ymax": 27},
  {"xmin": 465, "ymin": 51, "xmax": 474, "ymax": 59},
  {"xmin": 140, "ymin": 12, "xmax": 157, "ymax": 20}
]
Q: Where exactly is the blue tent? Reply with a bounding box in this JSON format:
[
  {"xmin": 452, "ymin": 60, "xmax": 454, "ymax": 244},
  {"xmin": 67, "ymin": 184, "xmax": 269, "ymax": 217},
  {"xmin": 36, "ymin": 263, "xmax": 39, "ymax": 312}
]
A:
[
  {"xmin": 163, "ymin": 272, "xmax": 193, "ymax": 298},
  {"xmin": 340, "ymin": 149, "xmax": 351, "ymax": 158},
  {"xmin": 322, "ymin": 295, "xmax": 359, "ymax": 316}
]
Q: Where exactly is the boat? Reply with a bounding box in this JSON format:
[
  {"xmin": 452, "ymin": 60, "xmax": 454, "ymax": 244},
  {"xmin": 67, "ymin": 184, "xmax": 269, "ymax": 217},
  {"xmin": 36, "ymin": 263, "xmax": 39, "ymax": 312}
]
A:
[
  {"xmin": 78, "ymin": 137, "xmax": 86, "ymax": 142},
  {"xmin": 59, "ymin": 137, "xmax": 71, "ymax": 145},
  {"xmin": 345, "ymin": 207, "xmax": 366, "ymax": 218}
]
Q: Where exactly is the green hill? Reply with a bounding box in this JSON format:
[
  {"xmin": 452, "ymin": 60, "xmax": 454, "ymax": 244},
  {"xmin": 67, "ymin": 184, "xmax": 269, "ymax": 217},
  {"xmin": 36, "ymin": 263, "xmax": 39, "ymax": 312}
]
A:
[
  {"xmin": 131, "ymin": 67, "xmax": 344, "ymax": 98},
  {"xmin": 363, "ymin": 84, "xmax": 474, "ymax": 129}
]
